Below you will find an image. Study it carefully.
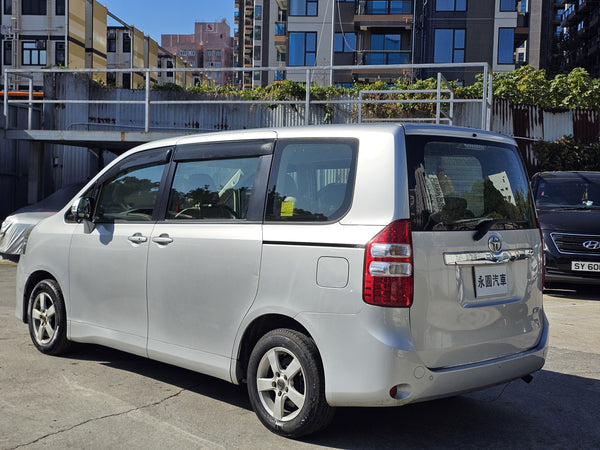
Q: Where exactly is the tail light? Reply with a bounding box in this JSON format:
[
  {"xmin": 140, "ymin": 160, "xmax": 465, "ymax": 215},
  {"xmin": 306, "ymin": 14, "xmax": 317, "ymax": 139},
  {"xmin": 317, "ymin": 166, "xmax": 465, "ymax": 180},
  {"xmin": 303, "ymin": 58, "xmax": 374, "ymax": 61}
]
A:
[
  {"xmin": 538, "ymin": 220, "xmax": 545, "ymax": 289},
  {"xmin": 363, "ymin": 220, "xmax": 414, "ymax": 307}
]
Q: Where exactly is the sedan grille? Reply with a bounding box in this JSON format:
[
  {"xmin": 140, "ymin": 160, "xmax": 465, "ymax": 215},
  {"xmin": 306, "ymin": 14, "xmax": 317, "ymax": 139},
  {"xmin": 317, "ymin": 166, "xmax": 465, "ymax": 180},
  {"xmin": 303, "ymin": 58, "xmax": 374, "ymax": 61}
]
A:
[{"xmin": 551, "ymin": 233, "xmax": 600, "ymax": 255}]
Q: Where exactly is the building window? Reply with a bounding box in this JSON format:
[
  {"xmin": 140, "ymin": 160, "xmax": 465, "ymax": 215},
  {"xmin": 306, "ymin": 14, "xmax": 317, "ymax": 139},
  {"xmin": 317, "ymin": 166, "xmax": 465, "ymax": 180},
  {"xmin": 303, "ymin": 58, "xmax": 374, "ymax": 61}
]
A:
[
  {"xmin": 22, "ymin": 0, "xmax": 46, "ymax": 15},
  {"xmin": 22, "ymin": 41, "xmax": 47, "ymax": 65},
  {"xmin": 367, "ymin": 0, "xmax": 412, "ymax": 14},
  {"xmin": 3, "ymin": 41, "xmax": 12, "ymax": 66},
  {"xmin": 434, "ymin": 29, "xmax": 465, "ymax": 63},
  {"xmin": 436, "ymin": 0, "xmax": 466, "ymax": 11},
  {"xmin": 367, "ymin": 33, "xmax": 406, "ymax": 64},
  {"xmin": 290, "ymin": 0, "xmax": 318, "ymax": 16},
  {"xmin": 497, "ymin": 28, "xmax": 514, "ymax": 64},
  {"xmin": 334, "ymin": 32, "xmax": 356, "ymax": 53},
  {"xmin": 255, "ymin": 5, "xmax": 262, "ymax": 20},
  {"xmin": 254, "ymin": 46, "xmax": 261, "ymax": 60},
  {"xmin": 4, "ymin": 0, "xmax": 11, "ymax": 15},
  {"xmin": 123, "ymin": 73, "xmax": 131, "ymax": 88},
  {"xmin": 275, "ymin": 71, "xmax": 284, "ymax": 81},
  {"xmin": 55, "ymin": 42, "xmax": 65, "ymax": 66},
  {"xmin": 289, "ymin": 32, "xmax": 316, "ymax": 66},
  {"xmin": 500, "ymin": 0, "xmax": 516, "ymax": 11},
  {"xmin": 180, "ymin": 50, "xmax": 187, "ymax": 56},
  {"xmin": 254, "ymin": 26, "xmax": 261, "ymax": 40},
  {"xmin": 56, "ymin": 0, "xmax": 65, "ymax": 15},
  {"xmin": 108, "ymin": 34, "xmax": 116, "ymax": 52},
  {"xmin": 123, "ymin": 34, "xmax": 131, "ymax": 53}
]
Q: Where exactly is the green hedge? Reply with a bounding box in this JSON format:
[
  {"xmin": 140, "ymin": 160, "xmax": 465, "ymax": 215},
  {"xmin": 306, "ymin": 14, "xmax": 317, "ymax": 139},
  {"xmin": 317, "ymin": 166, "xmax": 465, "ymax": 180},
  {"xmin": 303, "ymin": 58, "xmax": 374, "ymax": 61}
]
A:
[{"xmin": 533, "ymin": 136, "xmax": 600, "ymax": 172}]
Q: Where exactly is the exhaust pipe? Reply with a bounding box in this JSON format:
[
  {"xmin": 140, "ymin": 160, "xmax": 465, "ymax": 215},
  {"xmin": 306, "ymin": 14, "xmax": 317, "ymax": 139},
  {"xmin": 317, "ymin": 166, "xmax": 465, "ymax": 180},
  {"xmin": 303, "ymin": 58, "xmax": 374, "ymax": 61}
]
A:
[{"xmin": 521, "ymin": 374, "xmax": 533, "ymax": 384}]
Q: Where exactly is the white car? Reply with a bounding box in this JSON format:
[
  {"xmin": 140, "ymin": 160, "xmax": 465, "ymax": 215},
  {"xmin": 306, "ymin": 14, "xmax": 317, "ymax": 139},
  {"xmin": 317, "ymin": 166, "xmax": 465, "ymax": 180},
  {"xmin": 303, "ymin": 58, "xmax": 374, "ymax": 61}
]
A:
[
  {"xmin": 0, "ymin": 183, "xmax": 85, "ymax": 256},
  {"xmin": 16, "ymin": 125, "xmax": 548, "ymax": 438}
]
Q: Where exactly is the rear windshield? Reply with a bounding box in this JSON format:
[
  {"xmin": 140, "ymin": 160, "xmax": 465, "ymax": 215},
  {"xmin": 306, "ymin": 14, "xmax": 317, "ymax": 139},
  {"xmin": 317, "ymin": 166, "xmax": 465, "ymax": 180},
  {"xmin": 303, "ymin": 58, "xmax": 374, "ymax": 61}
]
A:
[
  {"xmin": 533, "ymin": 173, "xmax": 600, "ymax": 210},
  {"xmin": 406, "ymin": 135, "xmax": 537, "ymax": 231}
]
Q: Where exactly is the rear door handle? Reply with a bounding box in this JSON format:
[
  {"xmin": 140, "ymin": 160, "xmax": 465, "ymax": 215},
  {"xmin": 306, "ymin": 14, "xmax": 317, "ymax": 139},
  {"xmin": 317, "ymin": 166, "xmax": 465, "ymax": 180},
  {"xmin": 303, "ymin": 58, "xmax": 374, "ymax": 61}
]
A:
[
  {"xmin": 152, "ymin": 234, "xmax": 173, "ymax": 245},
  {"xmin": 128, "ymin": 233, "xmax": 148, "ymax": 244}
]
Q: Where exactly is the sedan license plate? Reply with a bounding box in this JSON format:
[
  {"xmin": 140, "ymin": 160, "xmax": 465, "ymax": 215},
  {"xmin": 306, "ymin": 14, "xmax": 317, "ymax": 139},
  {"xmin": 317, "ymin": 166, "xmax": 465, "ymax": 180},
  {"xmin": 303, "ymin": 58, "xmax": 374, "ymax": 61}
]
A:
[
  {"xmin": 474, "ymin": 265, "xmax": 509, "ymax": 297},
  {"xmin": 571, "ymin": 261, "xmax": 600, "ymax": 272}
]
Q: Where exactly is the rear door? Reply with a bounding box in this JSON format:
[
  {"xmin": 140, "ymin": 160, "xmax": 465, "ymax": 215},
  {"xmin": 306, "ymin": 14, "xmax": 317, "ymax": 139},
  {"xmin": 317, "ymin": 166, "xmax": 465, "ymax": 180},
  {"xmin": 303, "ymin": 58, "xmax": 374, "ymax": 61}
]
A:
[{"xmin": 404, "ymin": 132, "xmax": 544, "ymax": 369}]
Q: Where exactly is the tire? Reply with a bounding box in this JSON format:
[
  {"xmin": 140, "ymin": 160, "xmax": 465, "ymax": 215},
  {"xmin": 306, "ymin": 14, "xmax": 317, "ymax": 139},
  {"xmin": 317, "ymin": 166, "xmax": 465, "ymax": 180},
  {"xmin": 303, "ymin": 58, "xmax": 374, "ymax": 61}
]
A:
[
  {"xmin": 247, "ymin": 328, "xmax": 335, "ymax": 438},
  {"xmin": 27, "ymin": 279, "xmax": 71, "ymax": 356}
]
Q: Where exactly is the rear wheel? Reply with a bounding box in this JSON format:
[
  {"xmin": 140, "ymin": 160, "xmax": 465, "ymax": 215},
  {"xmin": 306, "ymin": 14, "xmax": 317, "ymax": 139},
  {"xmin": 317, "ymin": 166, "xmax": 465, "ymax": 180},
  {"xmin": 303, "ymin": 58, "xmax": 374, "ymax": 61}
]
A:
[
  {"xmin": 247, "ymin": 328, "xmax": 334, "ymax": 438},
  {"xmin": 28, "ymin": 279, "xmax": 71, "ymax": 355}
]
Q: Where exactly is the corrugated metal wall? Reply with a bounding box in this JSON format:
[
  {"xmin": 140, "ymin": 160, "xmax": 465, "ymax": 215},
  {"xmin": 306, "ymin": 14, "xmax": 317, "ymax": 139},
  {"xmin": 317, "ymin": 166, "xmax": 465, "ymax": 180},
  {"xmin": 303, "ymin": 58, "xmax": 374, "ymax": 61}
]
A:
[{"xmin": 491, "ymin": 99, "xmax": 600, "ymax": 175}]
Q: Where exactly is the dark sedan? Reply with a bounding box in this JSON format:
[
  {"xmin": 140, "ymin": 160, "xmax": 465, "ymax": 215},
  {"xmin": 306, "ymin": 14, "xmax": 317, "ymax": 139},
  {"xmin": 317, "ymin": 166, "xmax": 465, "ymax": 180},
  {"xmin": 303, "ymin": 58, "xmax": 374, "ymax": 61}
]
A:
[{"xmin": 532, "ymin": 171, "xmax": 600, "ymax": 288}]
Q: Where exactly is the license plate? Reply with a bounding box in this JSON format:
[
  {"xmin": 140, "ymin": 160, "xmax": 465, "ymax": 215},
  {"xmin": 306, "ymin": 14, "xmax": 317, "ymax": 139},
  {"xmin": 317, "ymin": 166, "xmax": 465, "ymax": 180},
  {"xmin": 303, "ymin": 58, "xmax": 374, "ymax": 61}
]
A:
[
  {"xmin": 571, "ymin": 261, "xmax": 600, "ymax": 272},
  {"xmin": 474, "ymin": 265, "xmax": 509, "ymax": 297}
]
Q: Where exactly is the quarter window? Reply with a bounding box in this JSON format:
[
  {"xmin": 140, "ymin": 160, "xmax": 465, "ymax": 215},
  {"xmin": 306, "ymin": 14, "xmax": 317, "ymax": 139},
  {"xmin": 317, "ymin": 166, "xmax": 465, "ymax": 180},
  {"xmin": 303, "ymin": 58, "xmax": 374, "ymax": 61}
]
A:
[
  {"xmin": 266, "ymin": 140, "xmax": 358, "ymax": 222},
  {"xmin": 167, "ymin": 157, "xmax": 260, "ymax": 220}
]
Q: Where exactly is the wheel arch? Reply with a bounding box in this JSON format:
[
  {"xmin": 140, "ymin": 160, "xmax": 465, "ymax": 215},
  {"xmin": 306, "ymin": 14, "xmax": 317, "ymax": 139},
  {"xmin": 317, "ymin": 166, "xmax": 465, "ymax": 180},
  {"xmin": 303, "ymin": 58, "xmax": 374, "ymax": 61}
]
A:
[
  {"xmin": 22, "ymin": 270, "xmax": 58, "ymax": 323},
  {"xmin": 233, "ymin": 314, "xmax": 317, "ymax": 384}
]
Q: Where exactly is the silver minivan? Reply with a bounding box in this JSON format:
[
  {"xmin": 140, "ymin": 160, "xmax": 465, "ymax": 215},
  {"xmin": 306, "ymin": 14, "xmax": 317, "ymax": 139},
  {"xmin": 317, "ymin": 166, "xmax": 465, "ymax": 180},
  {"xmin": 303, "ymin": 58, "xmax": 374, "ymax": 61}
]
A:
[{"xmin": 16, "ymin": 124, "xmax": 548, "ymax": 437}]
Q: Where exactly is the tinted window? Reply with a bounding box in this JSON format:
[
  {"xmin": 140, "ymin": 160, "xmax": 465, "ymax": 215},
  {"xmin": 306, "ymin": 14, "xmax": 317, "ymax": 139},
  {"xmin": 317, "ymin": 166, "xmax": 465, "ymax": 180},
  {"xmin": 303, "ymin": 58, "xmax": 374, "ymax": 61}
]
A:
[
  {"xmin": 406, "ymin": 135, "xmax": 536, "ymax": 231},
  {"xmin": 166, "ymin": 157, "xmax": 260, "ymax": 220},
  {"xmin": 266, "ymin": 140, "xmax": 357, "ymax": 222},
  {"xmin": 94, "ymin": 163, "xmax": 166, "ymax": 222},
  {"xmin": 533, "ymin": 173, "xmax": 600, "ymax": 210}
]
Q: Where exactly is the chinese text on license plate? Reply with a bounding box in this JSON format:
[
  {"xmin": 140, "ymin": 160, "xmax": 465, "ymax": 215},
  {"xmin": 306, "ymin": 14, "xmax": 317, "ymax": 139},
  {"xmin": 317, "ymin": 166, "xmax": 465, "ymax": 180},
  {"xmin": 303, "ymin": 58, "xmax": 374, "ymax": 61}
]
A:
[{"xmin": 474, "ymin": 265, "xmax": 509, "ymax": 297}]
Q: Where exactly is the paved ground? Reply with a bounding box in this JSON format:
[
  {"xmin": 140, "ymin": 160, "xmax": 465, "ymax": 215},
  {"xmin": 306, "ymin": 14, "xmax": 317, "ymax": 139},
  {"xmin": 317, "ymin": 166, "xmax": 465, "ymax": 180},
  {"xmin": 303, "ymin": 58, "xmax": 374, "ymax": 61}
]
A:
[{"xmin": 0, "ymin": 261, "xmax": 599, "ymax": 449}]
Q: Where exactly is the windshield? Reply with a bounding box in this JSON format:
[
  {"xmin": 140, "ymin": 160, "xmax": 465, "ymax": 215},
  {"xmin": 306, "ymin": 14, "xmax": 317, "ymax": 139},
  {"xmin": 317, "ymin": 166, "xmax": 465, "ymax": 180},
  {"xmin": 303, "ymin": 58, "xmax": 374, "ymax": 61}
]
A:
[
  {"xmin": 533, "ymin": 173, "xmax": 600, "ymax": 210},
  {"xmin": 406, "ymin": 135, "xmax": 537, "ymax": 232}
]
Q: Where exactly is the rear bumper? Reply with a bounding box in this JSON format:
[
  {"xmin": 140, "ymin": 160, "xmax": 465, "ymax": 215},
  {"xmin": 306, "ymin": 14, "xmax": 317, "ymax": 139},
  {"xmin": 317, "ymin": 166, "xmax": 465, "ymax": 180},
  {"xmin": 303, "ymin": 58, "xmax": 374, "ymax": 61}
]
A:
[{"xmin": 303, "ymin": 309, "xmax": 548, "ymax": 408}]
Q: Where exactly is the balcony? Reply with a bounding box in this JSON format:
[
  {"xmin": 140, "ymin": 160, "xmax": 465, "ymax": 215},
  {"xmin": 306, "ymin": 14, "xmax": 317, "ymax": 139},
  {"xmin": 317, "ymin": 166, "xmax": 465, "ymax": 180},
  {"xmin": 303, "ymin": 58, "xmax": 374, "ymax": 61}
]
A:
[
  {"xmin": 276, "ymin": 0, "xmax": 287, "ymax": 11},
  {"xmin": 354, "ymin": 1, "xmax": 413, "ymax": 30}
]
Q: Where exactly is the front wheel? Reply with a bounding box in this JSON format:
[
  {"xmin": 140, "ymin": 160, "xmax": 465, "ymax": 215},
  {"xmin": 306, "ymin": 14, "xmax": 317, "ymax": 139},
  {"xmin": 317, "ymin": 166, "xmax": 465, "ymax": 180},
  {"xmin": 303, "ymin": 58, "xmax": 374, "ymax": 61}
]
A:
[
  {"xmin": 247, "ymin": 328, "xmax": 335, "ymax": 438},
  {"xmin": 27, "ymin": 279, "xmax": 71, "ymax": 355}
]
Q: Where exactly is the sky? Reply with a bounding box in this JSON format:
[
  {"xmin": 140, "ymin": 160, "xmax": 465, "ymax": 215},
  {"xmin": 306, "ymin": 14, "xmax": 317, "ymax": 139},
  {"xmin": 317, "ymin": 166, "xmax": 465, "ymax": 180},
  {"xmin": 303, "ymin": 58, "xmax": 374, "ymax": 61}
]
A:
[{"xmin": 100, "ymin": 0, "xmax": 235, "ymax": 42}]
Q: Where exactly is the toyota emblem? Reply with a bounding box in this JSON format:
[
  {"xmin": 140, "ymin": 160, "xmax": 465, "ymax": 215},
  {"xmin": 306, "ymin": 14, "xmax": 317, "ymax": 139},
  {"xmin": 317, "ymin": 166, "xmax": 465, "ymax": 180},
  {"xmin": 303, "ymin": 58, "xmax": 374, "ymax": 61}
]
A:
[
  {"xmin": 488, "ymin": 234, "xmax": 503, "ymax": 253},
  {"xmin": 583, "ymin": 240, "xmax": 600, "ymax": 250}
]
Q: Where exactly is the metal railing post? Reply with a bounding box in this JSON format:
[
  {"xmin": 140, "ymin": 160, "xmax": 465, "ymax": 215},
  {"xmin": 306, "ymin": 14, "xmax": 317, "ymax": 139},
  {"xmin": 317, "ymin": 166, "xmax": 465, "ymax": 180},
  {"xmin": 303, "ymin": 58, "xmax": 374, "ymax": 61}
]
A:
[
  {"xmin": 436, "ymin": 72, "xmax": 442, "ymax": 125},
  {"xmin": 3, "ymin": 69, "xmax": 8, "ymax": 130},
  {"xmin": 482, "ymin": 64, "xmax": 489, "ymax": 131},
  {"xmin": 305, "ymin": 69, "xmax": 311, "ymax": 125},
  {"xmin": 28, "ymin": 78, "xmax": 33, "ymax": 130},
  {"xmin": 145, "ymin": 70, "xmax": 150, "ymax": 132}
]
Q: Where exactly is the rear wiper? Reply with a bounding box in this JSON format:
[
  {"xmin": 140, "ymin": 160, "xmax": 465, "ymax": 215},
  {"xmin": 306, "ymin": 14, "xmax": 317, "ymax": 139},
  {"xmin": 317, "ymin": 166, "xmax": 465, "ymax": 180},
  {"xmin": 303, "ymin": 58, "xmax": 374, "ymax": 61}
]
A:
[{"xmin": 473, "ymin": 219, "xmax": 526, "ymax": 241}]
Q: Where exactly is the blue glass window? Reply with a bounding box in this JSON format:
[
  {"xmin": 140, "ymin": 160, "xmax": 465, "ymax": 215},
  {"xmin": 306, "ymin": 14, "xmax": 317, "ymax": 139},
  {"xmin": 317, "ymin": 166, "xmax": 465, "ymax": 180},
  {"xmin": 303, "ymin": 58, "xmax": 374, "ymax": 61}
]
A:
[
  {"xmin": 289, "ymin": 32, "xmax": 317, "ymax": 66},
  {"xmin": 497, "ymin": 28, "xmax": 514, "ymax": 64},
  {"xmin": 334, "ymin": 33, "xmax": 356, "ymax": 53},
  {"xmin": 436, "ymin": 0, "xmax": 466, "ymax": 11},
  {"xmin": 290, "ymin": 0, "xmax": 318, "ymax": 16},
  {"xmin": 366, "ymin": 1, "xmax": 412, "ymax": 14},
  {"xmin": 500, "ymin": 0, "xmax": 516, "ymax": 11},
  {"xmin": 366, "ymin": 34, "xmax": 404, "ymax": 65},
  {"xmin": 434, "ymin": 29, "xmax": 465, "ymax": 63}
]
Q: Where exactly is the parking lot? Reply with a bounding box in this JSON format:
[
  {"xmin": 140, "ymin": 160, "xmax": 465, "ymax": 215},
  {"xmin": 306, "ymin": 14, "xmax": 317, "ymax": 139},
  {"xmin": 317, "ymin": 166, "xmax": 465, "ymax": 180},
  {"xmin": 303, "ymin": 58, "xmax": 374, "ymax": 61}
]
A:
[{"xmin": 1, "ymin": 260, "xmax": 599, "ymax": 449}]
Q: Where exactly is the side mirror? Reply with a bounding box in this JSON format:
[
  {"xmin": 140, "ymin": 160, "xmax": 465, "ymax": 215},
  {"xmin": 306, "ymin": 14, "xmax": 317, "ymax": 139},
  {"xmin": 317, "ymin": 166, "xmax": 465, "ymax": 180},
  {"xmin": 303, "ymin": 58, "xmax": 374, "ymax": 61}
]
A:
[{"xmin": 71, "ymin": 197, "xmax": 94, "ymax": 223}]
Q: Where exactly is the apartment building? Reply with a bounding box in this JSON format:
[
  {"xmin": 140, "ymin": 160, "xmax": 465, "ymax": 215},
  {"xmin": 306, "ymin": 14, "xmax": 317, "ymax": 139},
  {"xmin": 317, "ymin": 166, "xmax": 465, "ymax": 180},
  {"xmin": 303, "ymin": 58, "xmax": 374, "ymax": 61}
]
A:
[
  {"xmin": 555, "ymin": 0, "xmax": 600, "ymax": 77},
  {"xmin": 161, "ymin": 20, "xmax": 234, "ymax": 86},
  {"xmin": 1, "ymin": 0, "xmax": 186, "ymax": 90},
  {"xmin": 235, "ymin": 0, "xmax": 559, "ymax": 87}
]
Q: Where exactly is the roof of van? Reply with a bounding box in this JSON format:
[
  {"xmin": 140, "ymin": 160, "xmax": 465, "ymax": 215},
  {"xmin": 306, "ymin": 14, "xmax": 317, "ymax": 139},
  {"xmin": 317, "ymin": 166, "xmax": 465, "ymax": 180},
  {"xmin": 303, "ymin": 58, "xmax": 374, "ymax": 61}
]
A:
[{"xmin": 126, "ymin": 123, "xmax": 516, "ymax": 154}]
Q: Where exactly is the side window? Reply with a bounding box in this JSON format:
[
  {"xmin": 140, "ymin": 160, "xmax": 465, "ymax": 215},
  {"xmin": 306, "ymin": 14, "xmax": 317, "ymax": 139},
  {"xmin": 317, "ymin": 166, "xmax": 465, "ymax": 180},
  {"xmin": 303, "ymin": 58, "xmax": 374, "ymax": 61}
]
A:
[
  {"xmin": 266, "ymin": 140, "xmax": 357, "ymax": 222},
  {"xmin": 94, "ymin": 163, "xmax": 166, "ymax": 222},
  {"xmin": 166, "ymin": 157, "xmax": 260, "ymax": 220}
]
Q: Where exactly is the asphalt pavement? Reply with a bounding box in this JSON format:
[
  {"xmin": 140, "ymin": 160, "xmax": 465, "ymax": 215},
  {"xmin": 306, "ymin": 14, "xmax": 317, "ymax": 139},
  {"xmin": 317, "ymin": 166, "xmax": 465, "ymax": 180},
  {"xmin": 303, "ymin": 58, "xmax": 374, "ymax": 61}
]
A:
[{"xmin": 0, "ymin": 261, "xmax": 599, "ymax": 449}]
